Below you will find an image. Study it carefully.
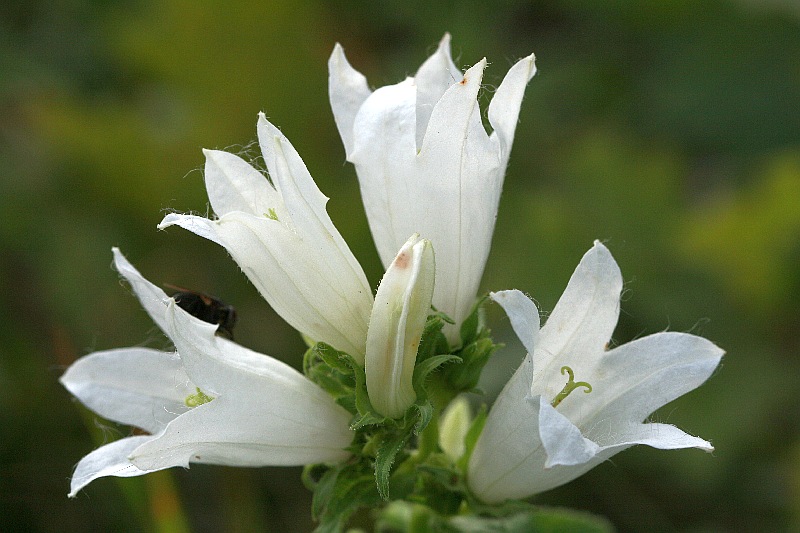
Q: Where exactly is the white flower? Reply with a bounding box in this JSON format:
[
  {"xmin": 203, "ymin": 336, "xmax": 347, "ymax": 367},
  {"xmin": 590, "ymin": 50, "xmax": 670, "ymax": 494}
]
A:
[
  {"xmin": 159, "ymin": 114, "xmax": 373, "ymax": 362},
  {"xmin": 328, "ymin": 34, "xmax": 536, "ymax": 343},
  {"xmin": 467, "ymin": 241, "xmax": 723, "ymax": 503},
  {"xmin": 365, "ymin": 234, "xmax": 435, "ymax": 418},
  {"xmin": 60, "ymin": 249, "xmax": 354, "ymax": 496}
]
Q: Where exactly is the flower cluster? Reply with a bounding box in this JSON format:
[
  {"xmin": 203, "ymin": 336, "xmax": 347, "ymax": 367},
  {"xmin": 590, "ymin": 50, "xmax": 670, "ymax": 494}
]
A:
[{"xmin": 62, "ymin": 35, "xmax": 722, "ymax": 530}]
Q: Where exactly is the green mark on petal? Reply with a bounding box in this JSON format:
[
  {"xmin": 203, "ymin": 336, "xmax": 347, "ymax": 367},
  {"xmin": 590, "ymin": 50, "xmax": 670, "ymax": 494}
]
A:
[
  {"xmin": 185, "ymin": 387, "xmax": 214, "ymax": 407},
  {"xmin": 550, "ymin": 366, "xmax": 592, "ymax": 408},
  {"xmin": 265, "ymin": 208, "xmax": 279, "ymax": 221}
]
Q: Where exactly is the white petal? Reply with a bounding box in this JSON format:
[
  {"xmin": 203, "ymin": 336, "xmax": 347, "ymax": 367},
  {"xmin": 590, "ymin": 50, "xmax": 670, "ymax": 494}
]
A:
[
  {"xmin": 160, "ymin": 122, "xmax": 373, "ymax": 360},
  {"xmin": 562, "ymin": 332, "xmax": 724, "ymax": 435},
  {"xmin": 161, "ymin": 211, "xmax": 368, "ymax": 358},
  {"xmin": 348, "ymin": 79, "xmax": 418, "ymax": 269},
  {"xmin": 468, "ymin": 381, "xmax": 605, "ymax": 502},
  {"xmin": 257, "ymin": 115, "xmax": 327, "ymax": 235},
  {"xmin": 328, "ymin": 43, "xmax": 373, "ymax": 158},
  {"xmin": 468, "ymin": 354, "xmax": 543, "ymax": 503},
  {"xmin": 60, "ymin": 348, "xmax": 194, "ymax": 434},
  {"xmin": 414, "ymin": 33, "xmax": 462, "ymax": 149},
  {"xmin": 112, "ymin": 247, "xmax": 172, "ymax": 333},
  {"xmin": 336, "ymin": 42, "xmax": 535, "ymax": 346},
  {"xmin": 417, "ymin": 59, "xmax": 501, "ymax": 341},
  {"xmin": 127, "ymin": 300, "xmax": 354, "ymax": 470},
  {"xmin": 130, "ymin": 395, "xmax": 352, "ymax": 471},
  {"xmin": 165, "ymin": 299, "xmax": 334, "ymax": 406},
  {"xmin": 487, "ymin": 53, "xmax": 537, "ymax": 159},
  {"xmin": 203, "ymin": 148, "xmax": 282, "ymax": 217},
  {"xmin": 158, "ymin": 213, "xmax": 224, "ymax": 246},
  {"xmin": 541, "ymin": 418, "xmax": 712, "ymax": 472},
  {"xmin": 538, "ymin": 397, "xmax": 600, "ymax": 467},
  {"xmin": 223, "ymin": 211, "xmax": 372, "ymax": 359},
  {"xmin": 490, "ymin": 290, "xmax": 540, "ymax": 355},
  {"xmin": 68, "ymin": 436, "xmax": 158, "ymax": 497},
  {"xmin": 534, "ymin": 241, "xmax": 622, "ymax": 397}
]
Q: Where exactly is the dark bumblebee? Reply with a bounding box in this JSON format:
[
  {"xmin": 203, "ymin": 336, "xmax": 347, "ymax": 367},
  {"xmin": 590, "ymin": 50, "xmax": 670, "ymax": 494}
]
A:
[{"xmin": 164, "ymin": 284, "xmax": 237, "ymax": 340}]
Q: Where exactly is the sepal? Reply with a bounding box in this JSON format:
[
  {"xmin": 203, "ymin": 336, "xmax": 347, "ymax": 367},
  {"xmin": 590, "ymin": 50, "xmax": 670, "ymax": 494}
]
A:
[{"xmin": 443, "ymin": 296, "xmax": 502, "ymax": 393}]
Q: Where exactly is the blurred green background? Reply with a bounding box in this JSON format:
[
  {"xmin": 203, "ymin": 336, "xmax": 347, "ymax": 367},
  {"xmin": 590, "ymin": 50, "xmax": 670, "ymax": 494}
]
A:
[{"xmin": 2, "ymin": 0, "xmax": 799, "ymax": 531}]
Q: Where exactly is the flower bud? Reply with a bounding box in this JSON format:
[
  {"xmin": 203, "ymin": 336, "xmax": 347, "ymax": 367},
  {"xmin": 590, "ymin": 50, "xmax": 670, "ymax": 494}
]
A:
[
  {"xmin": 438, "ymin": 396, "xmax": 472, "ymax": 462},
  {"xmin": 366, "ymin": 234, "xmax": 435, "ymax": 418}
]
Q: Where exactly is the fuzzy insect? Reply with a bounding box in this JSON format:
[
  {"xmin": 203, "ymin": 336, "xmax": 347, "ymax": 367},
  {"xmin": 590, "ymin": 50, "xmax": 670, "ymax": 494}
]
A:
[{"xmin": 164, "ymin": 283, "xmax": 237, "ymax": 340}]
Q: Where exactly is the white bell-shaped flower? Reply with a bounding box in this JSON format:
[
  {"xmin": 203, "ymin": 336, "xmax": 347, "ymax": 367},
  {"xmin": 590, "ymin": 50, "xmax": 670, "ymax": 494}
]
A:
[
  {"xmin": 160, "ymin": 115, "xmax": 373, "ymax": 361},
  {"xmin": 329, "ymin": 34, "xmax": 536, "ymax": 343},
  {"xmin": 468, "ymin": 242, "xmax": 723, "ymax": 502},
  {"xmin": 60, "ymin": 249, "xmax": 354, "ymax": 496}
]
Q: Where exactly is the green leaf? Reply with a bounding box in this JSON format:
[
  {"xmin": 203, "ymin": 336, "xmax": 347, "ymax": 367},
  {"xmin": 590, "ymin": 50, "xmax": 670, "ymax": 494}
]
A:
[
  {"xmin": 446, "ymin": 338, "xmax": 501, "ymax": 392},
  {"xmin": 314, "ymin": 342, "xmax": 355, "ymax": 373},
  {"xmin": 375, "ymin": 430, "xmax": 411, "ymax": 500},
  {"xmin": 459, "ymin": 295, "xmax": 488, "ymax": 347},
  {"xmin": 412, "ymin": 401, "xmax": 433, "ymax": 435},
  {"xmin": 351, "ymin": 410, "xmax": 388, "ymax": 431},
  {"xmin": 311, "ymin": 462, "xmax": 381, "ymax": 533},
  {"xmin": 416, "ymin": 312, "xmax": 450, "ymax": 364},
  {"xmin": 412, "ymin": 354, "xmax": 462, "ymax": 392},
  {"xmin": 310, "ymin": 465, "xmax": 339, "ymax": 521}
]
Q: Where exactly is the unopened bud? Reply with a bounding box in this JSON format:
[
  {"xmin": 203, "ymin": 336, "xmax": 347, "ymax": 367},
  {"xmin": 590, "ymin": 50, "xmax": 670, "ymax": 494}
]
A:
[{"xmin": 365, "ymin": 234, "xmax": 435, "ymax": 418}]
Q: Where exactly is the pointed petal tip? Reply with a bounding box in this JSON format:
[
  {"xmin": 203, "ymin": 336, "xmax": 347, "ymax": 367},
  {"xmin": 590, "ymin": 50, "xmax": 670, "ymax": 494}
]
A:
[
  {"xmin": 589, "ymin": 239, "xmax": 612, "ymax": 257},
  {"xmin": 329, "ymin": 43, "xmax": 343, "ymax": 65},
  {"xmin": 330, "ymin": 42, "xmax": 348, "ymax": 64},
  {"xmin": 489, "ymin": 289, "xmax": 511, "ymax": 301},
  {"xmin": 111, "ymin": 247, "xmax": 134, "ymax": 273},
  {"xmin": 202, "ymin": 147, "xmax": 224, "ymax": 163},
  {"xmin": 458, "ymin": 58, "xmax": 487, "ymax": 87},
  {"xmin": 328, "ymin": 42, "xmax": 367, "ymax": 83},
  {"xmin": 474, "ymin": 57, "xmax": 488, "ymax": 70},
  {"xmin": 520, "ymin": 52, "xmax": 537, "ymax": 75},
  {"xmin": 585, "ymin": 240, "xmax": 619, "ymax": 271},
  {"xmin": 489, "ymin": 289, "xmax": 540, "ymax": 354},
  {"xmin": 156, "ymin": 212, "xmax": 179, "ymax": 230},
  {"xmin": 436, "ymin": 33, "xmax": 452, "ymax": 53}
]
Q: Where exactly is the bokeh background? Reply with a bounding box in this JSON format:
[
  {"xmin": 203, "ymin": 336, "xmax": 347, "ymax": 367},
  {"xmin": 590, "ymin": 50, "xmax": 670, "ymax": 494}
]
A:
[{"xmin": 2, "ymin": 0, "xmax": 799, "ymax": 531}]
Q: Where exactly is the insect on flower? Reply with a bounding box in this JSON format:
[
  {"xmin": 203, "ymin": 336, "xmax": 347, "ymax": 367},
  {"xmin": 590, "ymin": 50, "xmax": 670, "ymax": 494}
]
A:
[{"xmin": 164, "ymin": 284, "xmax": 237, "ymax": 340}]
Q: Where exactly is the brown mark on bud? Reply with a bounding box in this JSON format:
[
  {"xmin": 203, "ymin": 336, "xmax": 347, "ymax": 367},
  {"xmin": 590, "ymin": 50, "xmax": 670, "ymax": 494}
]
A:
[{"xmin": 393, "ymin": 251, "xmax": 410, "ymax": 269}]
